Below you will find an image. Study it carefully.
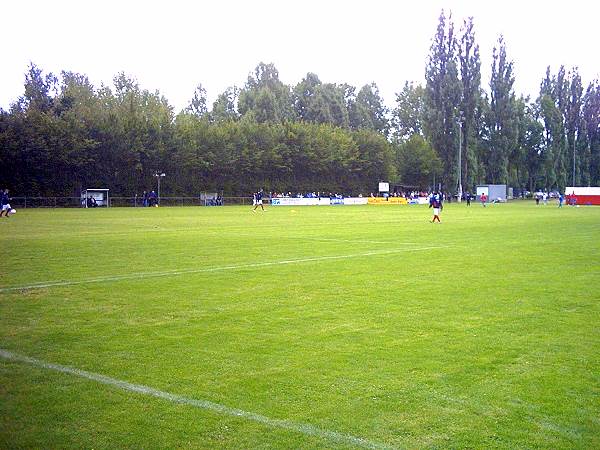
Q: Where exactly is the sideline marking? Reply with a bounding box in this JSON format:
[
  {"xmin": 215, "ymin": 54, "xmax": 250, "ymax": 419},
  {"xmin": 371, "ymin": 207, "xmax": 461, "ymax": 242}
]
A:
[
  {"xmin": 301, "ymin": 237, "xmax": 421, "ymax": 245},
  {"xmin": 0, "ymin": 349, "xmax": 390, "ymax": 449},
  {"xmin": 1, "ymin": 246, "xmax": 446, "ymax": 292}
]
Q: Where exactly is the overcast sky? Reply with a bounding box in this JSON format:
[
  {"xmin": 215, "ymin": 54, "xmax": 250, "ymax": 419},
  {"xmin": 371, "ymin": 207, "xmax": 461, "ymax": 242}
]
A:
[{"xmin": 2, "ymin": 0, "xmax": 598, "ymax": 112}]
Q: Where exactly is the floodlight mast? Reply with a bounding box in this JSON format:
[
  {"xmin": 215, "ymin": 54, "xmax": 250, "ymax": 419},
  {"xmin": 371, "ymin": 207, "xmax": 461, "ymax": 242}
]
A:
[
  {"xmin": 573, "ymin": 143, "xmax": 576, "ymax": 187},
  {"xmin": 457, "ymin": 116, "xmax": 463, "ymax": 202},
  {"xmin": 154, "ymin": 171, "xmax": 166, "ymax": 205}
]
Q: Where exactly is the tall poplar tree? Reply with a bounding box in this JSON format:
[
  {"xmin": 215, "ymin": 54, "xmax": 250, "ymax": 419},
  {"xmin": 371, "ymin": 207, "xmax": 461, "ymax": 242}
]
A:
[
  {"xmin": 582, "ymin": 81, "xmax": 600, "ymax": 185},
  {"xmin": 488, "ymin": 36, "xmax": 518, "ymax": 184},
  {"xmin": 424, "ymin": 10, "xmax": 462, "ymax": 190},
  {"xmin": 564, "ymin": 68, "xmax": 584, "ymax": 186},
  {"xmin": 458, "ymin": 17, "xmax": 482, "ymax": 191}
]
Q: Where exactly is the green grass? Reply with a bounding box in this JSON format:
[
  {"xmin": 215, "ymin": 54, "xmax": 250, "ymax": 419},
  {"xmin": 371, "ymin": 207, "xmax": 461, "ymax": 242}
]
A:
[{"xmin": 1, "ymin": 202, "xmax": 599, "ymax": 449}]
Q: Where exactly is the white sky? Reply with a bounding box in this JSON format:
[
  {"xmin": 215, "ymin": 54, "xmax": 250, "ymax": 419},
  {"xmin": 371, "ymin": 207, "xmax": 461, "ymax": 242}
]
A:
[{"xmin": 2, "ymin": 0, "xmax": 598, "ymax": 113}]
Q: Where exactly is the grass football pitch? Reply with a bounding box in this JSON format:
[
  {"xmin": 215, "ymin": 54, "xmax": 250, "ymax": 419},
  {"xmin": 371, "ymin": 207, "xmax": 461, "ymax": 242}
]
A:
[{"xmin": 0, "ymin": 202, "xmax": 599, "ymax": 449}]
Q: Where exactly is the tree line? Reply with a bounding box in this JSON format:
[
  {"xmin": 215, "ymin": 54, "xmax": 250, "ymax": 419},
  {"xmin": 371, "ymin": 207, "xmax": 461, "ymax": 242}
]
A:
[
  {"xmin": 1, "ymin": 11, "xmax": 598, "ymax": 197},
  {"xmin": 0, "ymin": 64, "xmax": 393, "ymax": 196},
  {"xmin": 409, "ymin": 12, "xmax": 600, "ymax": 193}
]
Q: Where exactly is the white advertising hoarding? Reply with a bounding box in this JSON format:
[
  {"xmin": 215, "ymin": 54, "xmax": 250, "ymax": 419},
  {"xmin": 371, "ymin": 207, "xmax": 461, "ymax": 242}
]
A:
[
  {"xmin": 566, "ymin": 186, "xmax": 600, "ymax": 195},
  {"xmin": 270, "ymin": 197, "xmax": 368, "ymax": 206},
  {"xmin": 342, "ymin": 197, "xmax": 368, "ymax": 205},
  {"xmin": 271, "ymin": 197, "xmax": 320, "ymax": 206}
]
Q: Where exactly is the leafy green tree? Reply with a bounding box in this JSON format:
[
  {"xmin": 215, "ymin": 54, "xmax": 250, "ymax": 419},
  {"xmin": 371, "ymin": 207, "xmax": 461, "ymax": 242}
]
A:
[
  {"xmin": 458, "ymin": 17, "xmax": 482, "ymax": 191},
  {"xmin": 520, "ymin": 102, "xmax": 545, "ymax": 191},
  {"xmin": 395, "ymin": 134, "xmax": 442, "ymax": 188},
  {"xmin": 391, "ymin": 82, "xmax": 425, "ymax": 141},
  {"xmin": 293, "ymin": 74, "xmax": 350, "ymax": 128},
  {"xmin": 20, "ymin": 62, "xmax": 58, "ymax": 112},
  {"xmin": 536, "ymin": 66, "xmax": 579, "ymax": 190},
  {"xmin": 487, "ymin": 36, "xmax": 518, "ymax": 185},
  {"xmin": 238, "ymin": 62, "xmax": 295, "ymax": 123},
  {"xmin": 538, "ymin": 92, "xmax": 564, "ymax": 189},
  {"xmin": 171, "ymin": 112, "xmax": 212, "ymax": 192},
  {"xmin": 510, "ymin": 96, "xmax": 534, "ymax": 190},
  {"xmin": 564, "ymin": 68, "xmax": 584, "ymax": 186},
  {"xmin": 582, "ymin": 81, "xmax": 600, "ymax": 185},
  {"xmin": 5, "ymin": 34, "xmax": 600, "ymax": 199},
  {"xmin": 320, "ymin": 84, "xmax": 350, "ymax": 128},
  {"xmin": 186, "ymin": 84, "xmax": 208, "ymax": 117},
  {"xmin": 350, "ymin": 83, "xmax": 389, "ymax": 135},
  {"xmin": 349, "ymin": 129, "xmax": 395, "ymax": 191},
  {"xmin": 424, "ymin": 10, "xmax": 462, "ymax": 191},
  {"xmin": 470, "ymin": 92, "xmax": 491, "ymax": 185},
  {"xmin": 293, "ymin": 72, "xmax": 322, "ymax": 121},
  {"xmin": 90, "ymin": 72, "xmax": 175, "ymax": 194},
  {"xmin": 535, "ymin": 67, "xmax": 599, "ymax": 189},
  {"xmin": 6, "ymin": 64, "xmax": 77, "ymax": 195},
  {"xmin": 211, "ymin": 87, "xmax": 240, "ymax": 122},
  {"xmin": 52, "ymin": 71, "xmax": 102, "ymax": 192}
]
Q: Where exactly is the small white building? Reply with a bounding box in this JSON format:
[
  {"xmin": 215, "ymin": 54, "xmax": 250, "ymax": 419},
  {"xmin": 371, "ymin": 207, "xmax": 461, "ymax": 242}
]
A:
[{"xmin": 476, "ymin": 184, "xmax": 507, "ymax": 202}]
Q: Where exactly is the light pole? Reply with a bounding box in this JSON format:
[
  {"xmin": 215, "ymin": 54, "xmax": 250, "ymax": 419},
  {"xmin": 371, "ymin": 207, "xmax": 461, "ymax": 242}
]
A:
[
  {"xmin": 457, "ymin": 116, "xmax": 463, "ymax": 202},
  {"xmin": 154, "ymin": 172, "xmax": 166, "ymax": 205},
  {"xmin": 572, "ymin": 142, "xmax": 576, "ymax": 187}
]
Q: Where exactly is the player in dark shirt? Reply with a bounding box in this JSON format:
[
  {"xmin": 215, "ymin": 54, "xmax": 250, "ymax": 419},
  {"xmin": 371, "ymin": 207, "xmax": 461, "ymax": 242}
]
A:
[
  {"xmin": 253, "ymin": 189, "xmax": 266, "ymax": 211},
  {"xmin": 148, "ymin": 190, "xmax": 158, "ymax": 207},
  {"xmin": 0, "ymin": 189, "xmax": 11, "ymax": 217},
  {"xmin": 429, "ymin": 192, "xmax": 443, "ymax": 223}
]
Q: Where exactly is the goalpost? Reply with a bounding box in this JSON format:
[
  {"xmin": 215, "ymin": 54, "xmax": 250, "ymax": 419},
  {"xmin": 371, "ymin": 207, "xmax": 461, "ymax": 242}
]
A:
[{"xmin": 81, "ymin": 189, "xmax": 110, "ymax": 208}]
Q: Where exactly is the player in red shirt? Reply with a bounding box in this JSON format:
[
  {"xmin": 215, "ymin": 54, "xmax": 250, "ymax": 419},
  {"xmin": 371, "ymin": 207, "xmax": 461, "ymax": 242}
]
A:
[{"xmin": 480, "ymin": 192, "xmax": 487, "ymax": 207}]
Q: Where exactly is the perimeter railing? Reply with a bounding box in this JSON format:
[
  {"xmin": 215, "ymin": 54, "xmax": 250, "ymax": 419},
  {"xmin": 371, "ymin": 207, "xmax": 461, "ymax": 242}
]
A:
[{"xmin": 10, "ymin": 196, "xmax": 254, "ymax": 208}]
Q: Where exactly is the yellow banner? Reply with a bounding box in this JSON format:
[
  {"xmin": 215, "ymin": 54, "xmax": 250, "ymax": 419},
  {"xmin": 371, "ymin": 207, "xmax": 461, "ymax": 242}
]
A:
[{"xmin": 367, "ymin": 197, "xmax": 408, "ymax": 205}]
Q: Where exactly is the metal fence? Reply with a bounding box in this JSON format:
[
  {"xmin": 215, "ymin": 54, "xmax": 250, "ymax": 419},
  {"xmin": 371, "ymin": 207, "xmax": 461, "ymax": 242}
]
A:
[{"xmin": 10, "ymin": 196, "xmax": 254, "ymax": 208}]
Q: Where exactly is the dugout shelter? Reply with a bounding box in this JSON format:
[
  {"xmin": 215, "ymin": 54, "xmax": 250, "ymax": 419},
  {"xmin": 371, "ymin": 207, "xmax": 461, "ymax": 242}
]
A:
[
  {"xmin": 199, "ymin": 192, "xmax": 223, "ymax": 206},
  {"xmin": 81, "ymin": 189, "xmax": 110, "ymax": 207}
]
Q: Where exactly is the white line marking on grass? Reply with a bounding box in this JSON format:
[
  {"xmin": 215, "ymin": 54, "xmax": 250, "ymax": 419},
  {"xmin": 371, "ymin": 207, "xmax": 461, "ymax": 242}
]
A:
[
  {"xmin": 0, "ymin": 246, "xmax": 446, "ymax": 292},
  {"xmin": 0, "ymin": 349, "xmax": 391, "ymax": 449},
  {"xmin": 301, "ymin": 237, "xmax": 420, "ymax": 245}
]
